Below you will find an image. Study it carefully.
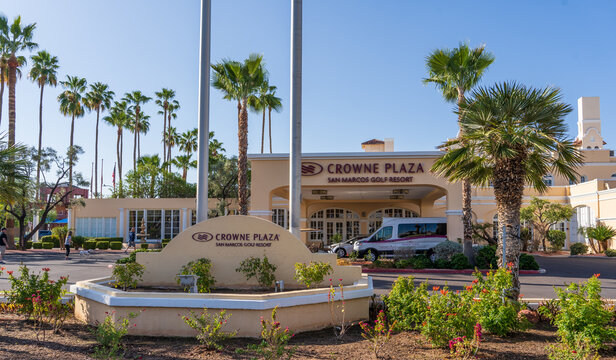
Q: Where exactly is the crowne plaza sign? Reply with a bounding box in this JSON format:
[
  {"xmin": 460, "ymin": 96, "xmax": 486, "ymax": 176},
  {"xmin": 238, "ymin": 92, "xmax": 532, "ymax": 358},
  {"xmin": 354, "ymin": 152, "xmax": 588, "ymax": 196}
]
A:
[
  {"xmin": 301, "ymin": 160, "xmax": 426, "ymax": 183},
  {"xmin": 192, "ymin": 231, "xmax": 280, "ymax": 247}
]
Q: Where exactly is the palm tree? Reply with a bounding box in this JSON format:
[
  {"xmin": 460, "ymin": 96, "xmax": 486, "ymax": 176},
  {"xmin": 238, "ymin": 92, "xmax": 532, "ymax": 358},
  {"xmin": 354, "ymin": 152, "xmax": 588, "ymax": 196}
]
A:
[
  {"xmin": 249, "ymin": 80, "xmax": 272, "ymax": 153},
  {"xmin": 179, "ymin": 128, "xmax": 198, "ymax": 157},
  {"xmin": 265, "ymin": 86, "xmax": 282, "ymax": 153},
  {"xmin": 58, "ymin": 75, "xmax": 87, "ymax": 187},
  {"xmin": 123, "ymin": 91, "xmax": 152, "ymax": 172},
  {"xmin": 155, "ymin": 88, "xmax": 176, "ymax": 162},
  {"xmin": 28, "ymin": 50, "xmax": 59, "ymax": 197},
  {"xmin": 85, "ymin": 82, "xmax": 115, "ymax": 198},
  {"xmin": 583, "ymin": 224, "xmax": 616, "ymax": 253},
  {"xmin": 137, "ymin": 154, "xmax": 162, "ymax": 198},
  {"xmin": 172, "ymin": 154, "xmax": 197, "ymax": 180},
  {"xmin": 424, "ymin": 43, "xmax": 495, "ymax": 264},
  {"xmin": 166, "ymin": 100, "xmax": 180, "ymax": 166},
  {"xmin": 212, "ymin": 54, "xmax": 266, "ymax": 214},
  {"xmin": 165, "ymin": 126, "xmax": 179, "ymax": 171},
  {"xmin": 103, "ymin": 101, "xmax": 129, "ymax": 196},
  {"xmin": 432, "ymin": 82, "xmax": 582, "ymax": 299},
  {"xmin": 0, "ymin": 16, "xmax": 37, "ymax": 146}
]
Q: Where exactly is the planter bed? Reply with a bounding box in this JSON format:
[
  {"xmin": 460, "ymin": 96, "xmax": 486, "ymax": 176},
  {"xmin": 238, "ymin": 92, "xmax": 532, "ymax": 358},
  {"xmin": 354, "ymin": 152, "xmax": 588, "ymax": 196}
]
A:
[{"xmin": 362, "ymin": 267, "xmax": 544, "ymax": 275}]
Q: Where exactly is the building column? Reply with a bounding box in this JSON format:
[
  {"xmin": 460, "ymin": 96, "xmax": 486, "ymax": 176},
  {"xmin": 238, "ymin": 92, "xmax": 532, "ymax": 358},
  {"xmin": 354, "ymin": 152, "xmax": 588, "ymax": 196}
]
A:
[
  {"xmin": 119, "ymin": 208, "xmax": 124, "ymax": 241},
  {"xmin": 67, "ymin": 209, "xmax": 72, "ymax": 231},
  {"xmin": 33, "ymin": 213, "xmax": 40, "ymax": 242},
  {"xmin": 182, "ymin": 208, "xmax": 188, "ymax": 231},
  {"xmin": 445, "ymin": 210, "xmax": 463, "ymax": 242}
]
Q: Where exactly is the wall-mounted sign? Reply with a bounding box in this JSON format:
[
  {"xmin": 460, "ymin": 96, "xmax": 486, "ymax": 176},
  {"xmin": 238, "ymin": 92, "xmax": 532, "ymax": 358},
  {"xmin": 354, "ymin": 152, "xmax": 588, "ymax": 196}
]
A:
[
  {"xmin": 192, "ymin": 231, "xmax": 280, "ymax": 248},
  {"xmin": 301, "ymin": 161, "xmax": 425, "ymax": 184}
]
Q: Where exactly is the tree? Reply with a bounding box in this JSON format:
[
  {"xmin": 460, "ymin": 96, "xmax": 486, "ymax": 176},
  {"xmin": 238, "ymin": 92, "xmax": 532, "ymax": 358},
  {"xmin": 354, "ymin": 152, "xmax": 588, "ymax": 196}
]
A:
[
  {"xmin": 208, "ymin": 131, "xmax": 225, "ymax": 166},
  {"xmin": 179, "ymin": 128, "xmax": 198, "ymax": 157},
  {"xmin": 581, "ymin": 224, "xmax": 616, "ymax": 254},
  {"xmin": 424, "ymin": 43, "xmax": 495, "ymax": 264},
  {"xmin": 137, "ymin": 155, "xmax": 162, "ymax": 198},
  {"xmin": 520, "ymin": 197, "xmax": 573, "ymax": 252},
  {"xmin": 266, "ymin": 86, "xmax": 282, "ymax": 153},
  {"xmin": 432, "ymin": 82, "xmax": 582, "ymax": 299},
  {"xmin": 165, "ymin": 125, "xmax": 179, "ymax": 171},
  {"xmin": 155, "ymin": 88, "xmax": 176, "ymax": 162},
  {"xmin": 28, "ymin": 50, "xmax": 59, "ymax": 198},
  {"xmin": 249, "ymin": 80, "xmax": 275, "ymax": 153},
  {"xmin": 212, "ymin": 54, "xmax": 266, "ymax": 214},
  {"xmin": 172, "ymin": 154, "xmax": 197, "ymax": 180},
  {"xmin": 166, "ymin": 101, "xmax": 180, "ymax": 167},
  {"xmin": 0, "ymin": 15, "xmax": 37, "ymax": 146},
  {"xmin": 209, "ymin": 157, "xmax": 238, "ymax": 216},
  {"xmin": 58, "ymin": 75, "xmax": 87, "ymax": 187},
  {"xmin": 123, "ymin": 91, "xmax": 152, "ymax": 172},
  {"xmin": 103, "ymin": 101, "xmax": 129, "ymax": 197},
  {"xmin": 85, "ymin": 82, "xmax": 114, "ymax": 198}
]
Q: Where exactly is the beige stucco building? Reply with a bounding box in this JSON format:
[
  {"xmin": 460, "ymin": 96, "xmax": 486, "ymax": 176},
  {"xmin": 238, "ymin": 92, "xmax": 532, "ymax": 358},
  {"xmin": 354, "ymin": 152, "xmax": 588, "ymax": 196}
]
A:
[{"xmin": 69, "ymin": 97, "xmax": 616, "ymax": 250}]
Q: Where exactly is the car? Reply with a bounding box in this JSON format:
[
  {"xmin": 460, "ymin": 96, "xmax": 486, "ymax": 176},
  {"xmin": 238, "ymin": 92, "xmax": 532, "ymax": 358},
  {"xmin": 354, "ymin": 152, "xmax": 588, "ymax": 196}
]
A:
[
  {"xmin": 354, "ymin": 217, "xmax": 447, "ymax": 262},
  {"xmin": 38, "ymin": 229, "xmax": 52, "ymax": 238},
  {"xmin": 329, "ymin": 235, "xmax": 368, "ymax": 258}
]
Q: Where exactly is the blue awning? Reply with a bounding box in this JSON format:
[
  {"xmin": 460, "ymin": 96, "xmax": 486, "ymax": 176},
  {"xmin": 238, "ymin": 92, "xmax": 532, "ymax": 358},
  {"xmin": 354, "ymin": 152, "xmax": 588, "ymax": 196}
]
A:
[{"xmin": 51, "ymin": 218, "xmax": 68, "ymax": 224}]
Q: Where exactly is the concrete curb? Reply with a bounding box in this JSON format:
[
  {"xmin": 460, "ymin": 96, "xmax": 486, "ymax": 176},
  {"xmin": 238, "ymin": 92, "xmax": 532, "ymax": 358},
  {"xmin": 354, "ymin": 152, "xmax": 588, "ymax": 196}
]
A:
[{"xmin": 362, "ymin": 268, "xmax": 545, "ymax": 275}]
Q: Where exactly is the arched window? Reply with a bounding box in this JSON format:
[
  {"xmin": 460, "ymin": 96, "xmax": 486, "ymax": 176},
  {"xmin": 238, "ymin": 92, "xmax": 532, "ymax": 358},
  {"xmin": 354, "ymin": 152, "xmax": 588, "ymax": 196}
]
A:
[
  {"xmin": 309, "ymin": 208, "xmax": 359, "ymax": 244},
  {"xmin": 611, "ymin": 173, "xmax": 616, "ymax": 178},
  {"xmin": 543, "ymin": 174, "xmax": 553, "ymax": 186},
  {"xmin": 580, "ymin": 175, "xmax": 587, "ymax": 183},
  {"xmin": 368, "ymin": 208, "xmax": 418, "ymax": 233}
]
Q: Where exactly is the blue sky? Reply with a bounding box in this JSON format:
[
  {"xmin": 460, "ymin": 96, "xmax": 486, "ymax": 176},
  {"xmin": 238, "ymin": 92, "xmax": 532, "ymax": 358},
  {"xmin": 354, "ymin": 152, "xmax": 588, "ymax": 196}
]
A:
[{"xmin": 1, "ymin": 0, "xmax": 615, "ymax": 191}]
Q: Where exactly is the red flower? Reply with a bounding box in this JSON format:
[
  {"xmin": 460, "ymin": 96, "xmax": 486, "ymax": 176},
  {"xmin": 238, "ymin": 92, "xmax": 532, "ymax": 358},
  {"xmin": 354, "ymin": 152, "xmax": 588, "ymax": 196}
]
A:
[
  {"xmin": 7, "ymin": 271, "xmax": 13, "ymax": 276},
  {"xmin": 440, "ymin": 289, "xmax": 448, "ymax": 295},
  {"xmin": 594, "ymin": 273, "xmax": 600, "ymax": 278},
  {"xmin": 519, "ymin": 293, "xmax": 524, "ymax": 298},
  {"xmin": 466, "ymin": 285, "xmax": 473, "ymax": 291},
  {"xmin": 48, "ymin": 280, "xmax": 55, "ymax": 284},
  {"xmin": 42, "ymin": 267, "xmax": 50, "ymax": 272},
  {"xmin": 481, "ymin": 289, "xmax": 489, "ymax": 294},
  {"xmin": 472, "ymin": 279, "xmax": 478, "ymax": 284},
  {"xmin": 432, "ymin": 286, "xmax": 440, "ymax": 291}
]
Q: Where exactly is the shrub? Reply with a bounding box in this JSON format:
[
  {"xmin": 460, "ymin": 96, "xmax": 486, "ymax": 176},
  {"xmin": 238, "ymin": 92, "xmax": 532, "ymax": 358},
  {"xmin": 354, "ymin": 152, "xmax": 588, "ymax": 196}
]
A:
[
  {"xmin": 25, "ymin": 241, "xmax": 32, "ymax": 249},
  {"xmin": 450, "ymin": 253, "xmax": 471, "ymax": 270},
  {"xmin": 96, "ymin": 241, "xmax": 109, "ymax": 250},
  {"xmin": 544, "ymin": 274, "xmax": 616, "ymax": 351},
  {"xmin": 412, "ymin": 254, "xmax": 433, "ymax": 269},
  {"xmin": 475, "ymin": 245, "xmax": 497, "ymax": 269},
  {"xmin": 112, "ymin": 263, "xmax": 145, "ymax": 291},
  {"xmin": 604, "ymin": 249, "xmax": 616, "ymax": 257},
  {"xmin": 519, "ymin": 253, "xmax": 540, "ymax": 270},
  {"xmin": 140, "ymin": 243, "xmax": 149, "ymax": 250},
  {"xmin": 109, "ymin": 242, "xmax": 123, "ymax": 250},
  {"xmin": 40, "ymin": 235, "xmax": 60, "ymax": 248},
  {"xmin": 84, "ymin": 240, "xmax": 97, "ymax": 250},
  {"xmin": 94, "ymin": 239, "xmax": 110, "ymax": 248},
  {"xmin": 546, "ymin": 339, "xmax": 600, "ymax": 360},
  {"xmin": 162, "ymin": 239, "xmax": 171, "ymax": 248},
  {"xmin": 92, "ymin": 312, "xmax": 139, "ymax": 359},
  {"xmin": 51, "ymin": 226, "xmax": 68, "ymax": 245},
  {"xmin": 293, "ymin": 261, "xmax": 332, "ymax": 288},
  {"xmin": 41, "ymin": 242, "xmax": 54, "ymax": 249},
  {"xmin": 32, "ymin": 242, "xmax": 43, "ymax": 249},
  {"xmin": 246, "ymin": 307, "xmax": 295, "ymax": 359},
  {"xmin": 432, "ymin": 241, "xmax": 462, "ymax": 261},
  {"xmin": 570, "ymin": 242, "xmax": 588, "ymax": 256},
  {"xmin": 360, "ymin": 310, "xmax": 395, "ymax": 359},
  {"xmin": 72, "ymin": 236, "xmax": 85, "ymax": 249},
  {"xmin": 236, "ymin": 255, "xmax": 278, "ymax": 288},
  {"xmin": 449, "ymin": 323, "xmax": 483, "ymax": 359},
  {"xmin": 372, "ymin": 259, "xmax": 395, "ymax": 268},
  {"xmin": 5, "ymin": 266, "xmax": 68, "ymax": 319},
  {"xmin": 547, "ymin": 230, "xmax": 566, "ymax": 252},
  {"xmin": 434, "ymin": 259, "xmax": 451, "ymax": 269},
  {"xmin": 178, "ymin": 258, "xmax": 215, "ymax": 293},
  {"xmin": 181, "ymin": 308, "xmax": 236, "ymax": 350},
  {"xmin": 383, "ymin": 276, "xmax": 428, "ymax": 331}
]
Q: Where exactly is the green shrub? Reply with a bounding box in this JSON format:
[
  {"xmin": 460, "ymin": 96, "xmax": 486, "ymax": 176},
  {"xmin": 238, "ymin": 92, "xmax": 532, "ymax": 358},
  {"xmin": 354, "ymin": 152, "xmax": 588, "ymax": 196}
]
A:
[
  {"xmin": 109, "ymin": 241, "xmax": 123, "ymax": 250},
  {"xmin": 432, "ymin": 241, "xmax": 462, "ymax": 261},
  {"xmin": 181, "ymin": 308, "xmax": 236, "ymax": 350},
  {"xmin": 72, "ymin": 235, "xmax": 85, "ymax": 249},
  {"xmin": 475, "ymin": 245, "xmax": 497, "ymax": 269},
  {"xmin": 450, "ymin": 253, "xmax": 472, "ymax": 269},
  {"xmin": 293, "ymin": 261, "xmax": 332, "ymax": 288},
  {"xmin": 162, "ymin": 239, "xmax": 171, "ymax": 248},
  {"xmin": 51, "ymin": 226, "xmax": 68, "ymax": 242},
  {"xmin": 178, "ymin": 258, "xmax": 215, "ymax": 293},
  {"xmin": 372, "ymin": 259, "xmax": 395, "ymax": 268},
  {"xmin": 519, "ymin": 253, "xmax": 540, "ymax": 270},
  {"xmin": 394, "ymin": 259, "xmax": 413, "ymax": 269},
  {"xmin": 112, "ymin": 262, "xmax": 145, "ymax": 291},
  {"xmin": 84, "ymin": 240, "xmax": 97, "ymax": 250},
  {"xmin": 236, "ymin": 255, "xmax": 278, "ymax": 288},
  {"xmin": 547, "ymin": 230, "xmax": 566, "ymax": 252},
  {"xmin": 384, "ymin": 276, "xmax": 429, "ymax": 331},
  {"xmin": 96, "ymin": 241, "xmax": 109, "ymax": 250},
  {"xmin": 93, "ymin": 239, "xmax": 110, "ymax": 248},
  {"xmin": 92, "ymin": 312, "xmax": 139, "ymax": 359},
  {"xmin": 570, "ymin": 242, "xmax": 589, "ymax": 256},
  {"xmin": 140, "ymin": 243, "xmax": 149, "ymax": 250},
  {"xmin": 411, "ymin": 254, "xmax": 433, "ymax": 269},
  {"xmin": 5, "ymin": 266, "xmax": 69, "ymax": 318},
  {"xmin": 32, "ymin": 242, "xmax": 43, "ymax": 249},
  {"xmin": 604, "ymin": 249, "xmax": 616, "ymax": 257},
  {"xmin": 433, "ymin": 259, "xmax": 451, "ymax": 269},
  {"xmin": 25, "ymin": 241, "xmax": 32, "ymax": 249},
  {"xmin": 41, "ymin": 242, "xmax": 54, "ymax": 249},
  {"xmin": 40, "ymin": 235, "xmax": 60, "ymax": 248}
]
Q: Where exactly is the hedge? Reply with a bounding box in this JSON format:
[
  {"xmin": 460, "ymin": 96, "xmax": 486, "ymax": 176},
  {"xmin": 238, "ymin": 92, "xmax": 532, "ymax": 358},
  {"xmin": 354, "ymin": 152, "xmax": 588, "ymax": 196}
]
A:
[
  {"xmin": 93, "ymin": 237, "xmax": 123, "ymax": 243},
  {"xmin": 84, "ymin": 240, "xmax": 97, "ymax": 250},
  {"xmin": 162, "ymin": 239, "xmax": 171, "ymax": 248},
  {"xmin": 110, "ymin": 241, "xmax": 123, "ymax": 250},
  {"xmin": 570, "ymin": 242, "xmax": 588, "ymax": 256},
  {"xmin": 41, "ymin": 242, "xmax": 54, "ymax": 249},
  {"xmin": 40, "ymin": 235, "xmax": 60, "ymax": 248},
  {"xmin": 96, "ymin": 241, "xmax": 109, "ymax": 250},
  {"xmin": 72, "ymin": 235, "xmax": 86, "ymax": 249},
  {"xmin": 32, "ymin": 242, "xmax": 43, "ymax": 249},
  {"xmin": 140, "ymin": 243, "xmax": 149, "ymax": 250},
  {"xmin": 25, "ymin": 241, "xmax": 33, "ymax": 249}
]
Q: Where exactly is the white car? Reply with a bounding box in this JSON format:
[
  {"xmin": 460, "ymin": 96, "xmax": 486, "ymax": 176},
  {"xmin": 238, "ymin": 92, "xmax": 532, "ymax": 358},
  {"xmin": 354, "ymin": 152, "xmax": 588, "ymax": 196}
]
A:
[
  {"xmin": 329, "ymin": 236, "xmax": 367, "ymax": 258},
  {"xmin": 354, "ymin": 217, "xmax": 447, "ymax": 261}
]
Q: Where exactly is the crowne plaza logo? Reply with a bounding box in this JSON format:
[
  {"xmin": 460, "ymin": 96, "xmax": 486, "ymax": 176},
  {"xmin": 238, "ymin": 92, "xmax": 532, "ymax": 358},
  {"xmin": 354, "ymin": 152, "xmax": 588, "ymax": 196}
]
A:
[
  {"xmin": 301, "ymin": 162, "xmax": 323, "ymax": 176},
  {"xmin": 192, "ymin": 232, "xmax": 214, "ymax": 242}
]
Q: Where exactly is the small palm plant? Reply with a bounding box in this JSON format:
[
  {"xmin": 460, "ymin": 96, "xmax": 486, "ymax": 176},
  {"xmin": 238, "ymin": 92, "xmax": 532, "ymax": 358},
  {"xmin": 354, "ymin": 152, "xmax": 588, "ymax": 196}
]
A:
[{"xmin": 582, "ymin": 224, "xmax": 616, "ymax": 254}]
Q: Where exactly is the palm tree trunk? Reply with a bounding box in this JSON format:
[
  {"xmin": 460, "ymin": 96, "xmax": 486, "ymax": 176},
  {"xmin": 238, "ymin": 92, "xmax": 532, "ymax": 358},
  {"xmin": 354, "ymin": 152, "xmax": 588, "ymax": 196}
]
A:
[
  {"xmin": 0, "ymin": 64, "xmax": 5, "ymax": 127},
  {"xmin": 182, "ymin": 167, "xmax": 187, "ymax": 180},
  {"xmin": 133, "ymin": 124, "xmax": 137, "ymax": 173},
  {"xmin": 116, "ymin": 127, "xmax": 121, "ymax": 197},
  {"xmin": 457, "ymin": 89, "xmax": 474, "ymax": 264},
  {"xmin": 95, "ymin": 107, "xmax": 100, "ymax": 198},
  {"xmin": 69, "ymin": 114, "xmax": 75, "ymax": 187},
  {"xmin": 119, "ymin": 128, "xmax": 124, "ymax": 196},
  {"xmin": 7, "ymin": 54, "xmax": 18, "ymax": 147},
  {"xmin": 162, "ymin": 106, "xmax": 167, "ymax": 164},
  {"xmin": 261, "ymin": 108, "xmax": 265, "ymax": 153},
  {"xmin": 268, "ymin": 107, "xmax": 272, "ymax": 153},
  {"xmin": 238, "ymin": 98, "xmax": 249, "ymax": 215},
  {"xmin": 36, "ymin": 84, "xmax": 45, "ymax": 200}
]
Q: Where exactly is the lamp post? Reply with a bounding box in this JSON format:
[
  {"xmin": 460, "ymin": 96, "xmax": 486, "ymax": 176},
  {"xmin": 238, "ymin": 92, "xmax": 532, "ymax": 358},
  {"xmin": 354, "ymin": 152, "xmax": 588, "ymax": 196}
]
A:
[
  {"xmin": 289, "ymin": 0, "xmax": 302, "ymax": 238},
  {"xmin": 196, "ymin": 0, "xmax": 211, "ymax": 223}
]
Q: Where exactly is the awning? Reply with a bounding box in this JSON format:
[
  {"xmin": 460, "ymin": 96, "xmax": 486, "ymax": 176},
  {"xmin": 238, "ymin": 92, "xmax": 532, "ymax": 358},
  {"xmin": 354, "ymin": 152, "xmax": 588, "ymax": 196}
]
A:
[{"xmin": 51, "ymin": 218, "xmax": 68, "ymax": 224}]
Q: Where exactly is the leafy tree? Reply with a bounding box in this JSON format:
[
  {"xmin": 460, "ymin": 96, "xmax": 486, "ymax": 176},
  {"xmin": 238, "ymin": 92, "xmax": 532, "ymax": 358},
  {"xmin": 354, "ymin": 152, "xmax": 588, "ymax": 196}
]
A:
[
  {"xmin": 520, "ymin": 197, "xmax": 573, "ymax": 252},
  {"xmin": 212, "ymin": 54, "xmax": 266, "ymax": 215},
  {"xmin": 158, "ymin": 172, "xmax": 196, "ymax": 198},
  {"xmin": 103, "ymin": 101, "xmax": 130, "ymax": 196},
  {"xmin": 432, "ymin": 82, "xmax": 582, "ymax": 299},
  {"xmin": 209, "ymin": 157, "xmax": 238, "ymax": 216},
  {"xmin": 123, "ymin": 91, "xmax": 152, "ymax": 172},
  {"xmin": 58, "ymin": 75, "xmax": 87, "ymax": 187},
  {"xmin": 424, "ymin": 43, "xmax": 495, "ymax": 264},
  {"xmin": 28, "ymin": 50, "xmax": 59, "ymax": 198},
  {"xmin": 85, "ymin": 82, "xmax": 114, "ymax": 198},
  {"xmin": 0, "ymin": 15, "xmax": 37, "ymax": 146}
]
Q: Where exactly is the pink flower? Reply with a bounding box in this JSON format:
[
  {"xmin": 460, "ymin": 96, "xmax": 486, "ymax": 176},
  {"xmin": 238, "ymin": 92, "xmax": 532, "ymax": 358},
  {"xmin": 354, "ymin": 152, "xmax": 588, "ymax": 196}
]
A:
[
  {"xmin": 42, "ymin": 267, "xmax": 50, "ymax": 272},
  {"xmin": 7, "ymin": 271, "xmax": 13, "ymax": 276}
]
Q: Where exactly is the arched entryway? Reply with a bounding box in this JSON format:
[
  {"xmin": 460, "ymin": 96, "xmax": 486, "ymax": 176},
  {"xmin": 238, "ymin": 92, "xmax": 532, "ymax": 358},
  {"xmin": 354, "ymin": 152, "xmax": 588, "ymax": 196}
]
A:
[
  {"xmin": 308, "ymin": 208, "xmax": 360, "ymax": 244},
  {"xmin": 368, "ymin": 207, "xmax": 418, "ymax": 233}
]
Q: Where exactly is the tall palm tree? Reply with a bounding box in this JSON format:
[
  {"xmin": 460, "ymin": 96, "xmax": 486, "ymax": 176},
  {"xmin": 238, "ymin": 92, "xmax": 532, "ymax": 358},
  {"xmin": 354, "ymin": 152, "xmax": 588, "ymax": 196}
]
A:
[
  {"xmin": 58, "ymin": 75, "xmax": 87, "ymax": 187},
  {"xmin": 103, "ymin": 101, "xmax": 129, "ymax": 196},
  {"xmin": 123, "ymin": 91, "xmax": 152, "ymax": 172},
  {"xmin": 0, "ymin": 15, "xmax": 37, "ymax": 146},
  {"xmin": 432, "ymin": 82, "xmax": 582, "ymax": 299},
  {"xmin": 165, "ymin": 126, "xmax": 179, "ymax": 171},
  {"xmin": 166, "ymin": 100, "xmax": 179, "ymax": 166},
  {"xmin": 249, "ymin": 80, "xmax": 273, "ymax": 153},
  {"xmin": 424, "ymin": 43, "xmax": 495, "ymax": 264},
  {"xmin": 172, "ymin": 154, "xmax": 197, "ymax": 181},
  {"xmin": 86, "ymin": 82, "xmax": 115, "ymax": 198},
  {"xmin": 137, "ymin": 154, "xmax": 162, "ymax": 198},
  {"xmin": 28, "ymin": 50, "xmax": 59, "ymax": 197},
  {"xmin": 212, "ymin": 54, "xmax": 266, "ymax": 214},
  {"xmin": 155, "ymin": 88, "xmax": 176, "ymax": 162},
  {"xmin": 179, "ymin": 128, "xmax": 198, "ymax": 157},
  {"xmin": 265, "ymin": 86, "xmax": 282, "ymax": 153}
]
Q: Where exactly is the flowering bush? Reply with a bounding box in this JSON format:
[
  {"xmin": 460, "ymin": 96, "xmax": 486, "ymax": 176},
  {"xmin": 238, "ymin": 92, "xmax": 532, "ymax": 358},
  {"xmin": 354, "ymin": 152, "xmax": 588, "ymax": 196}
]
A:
[
  {"xmin": 178, "ymin": 258, "xmax": 215, "ymax": 293},
  {"xmin": 181, "ymin": 308, "xmax": 236, "ymax": 350},
  {"xmin": 5, "ymin": 266, "xmax": 68, "ymax": 320},
  {"xmin": 359, "ymin": 310, "xmax": 395, "ymax": 359},
  {"xmin": 112, "ymin": 262, "xmax": 145, "ymax": 291},
  {"xmin": 92, "ymin": 311, "xmax": 139, "ymax": 359},
  {"xmin": 383, "ymin": 276, "xmax": 428, "ymax": 331},
  {"xmin": 328, "ymin": 278, "xmax": 350, "ymax": 339},
  {"xmin": 293, "ymin": 261, "xmax": 332, "ymax": 288},
  {"xmin": 547, "ymin": 339, "xmax": 600, "ymax": 360},
  {"xmin": 449, "ymin": 323, "xmax": 483, "ymax": 359},
  {"xmin": 247, "ymin": 306, "xmax": 295, "ymax": 360},
  {"xmin": 235, "ymin": 255, "xmax": 278, "ymax": 288}
]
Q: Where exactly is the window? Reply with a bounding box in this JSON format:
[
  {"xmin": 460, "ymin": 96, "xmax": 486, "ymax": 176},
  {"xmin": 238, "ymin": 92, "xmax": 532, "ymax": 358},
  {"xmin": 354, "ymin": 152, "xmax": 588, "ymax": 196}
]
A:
[
  {"xmin": 272, "ymin": 208, "xmax": 288, "ymax": 229},
  {"xmin": 580, "ymin": 175, "xmax": 587, "ymax": 183},
  {"xmin": 611, "ymin": 173, "xmax": 616, "ymax": 178},
  {"xmin": 595, "ymin": 146, "xmax": 599, "ymax": 149},
  {"xmin": 309, "ymin": 208, "xmax": 360, "ymax": 244},
  {"xmin": 163, "ymin": 209, "xmax": 180, "ymax": 239},
  {"xmin": 398, "ymin": 224, "xmax": 425, "ymax": 238},
  {"xmin": 543, "ymin": 174, "xmax": 553, "ymax": 186},
  {"xmin": 569, "ymin": 179, "xmax": 576, "ymax": 185},
  {"xmin": 372, "ymin": 226, "xmax": 393, "ymax": 241},
  {"xmin": 368, "ymin": 208, "xmax": 417, "ymax": 233},
  {"xmin": 75, "ymin": 217, "xmax": 116, "ymax": 238}
]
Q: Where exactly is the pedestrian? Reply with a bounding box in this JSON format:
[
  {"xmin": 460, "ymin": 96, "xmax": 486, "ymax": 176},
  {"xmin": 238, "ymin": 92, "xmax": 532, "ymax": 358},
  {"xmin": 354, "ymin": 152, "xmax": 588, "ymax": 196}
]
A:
[
  {"xmin": 125, "ymin": 227, "xmax": 136, "ymax": 253},
  {"xmin": 65, "ymin": 230, "xmax": 72, "ymax": 260},
  {"xmin": 0, "ymin": 227, "xmax": 8, "ymax": 264}
]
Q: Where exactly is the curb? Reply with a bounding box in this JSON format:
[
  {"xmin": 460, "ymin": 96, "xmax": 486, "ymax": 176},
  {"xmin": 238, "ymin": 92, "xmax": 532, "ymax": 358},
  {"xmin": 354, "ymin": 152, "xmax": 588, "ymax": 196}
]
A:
[{"xmin": 362, "ymin": 268, "xmax": 545, "ymax": 275}]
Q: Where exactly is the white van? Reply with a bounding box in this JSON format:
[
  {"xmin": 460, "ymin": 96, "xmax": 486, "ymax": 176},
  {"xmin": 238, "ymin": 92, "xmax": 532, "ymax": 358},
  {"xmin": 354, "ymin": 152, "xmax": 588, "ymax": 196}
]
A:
[{"xmin": 353, "ymin": 217, "xmax": 447, "ymax": 261}]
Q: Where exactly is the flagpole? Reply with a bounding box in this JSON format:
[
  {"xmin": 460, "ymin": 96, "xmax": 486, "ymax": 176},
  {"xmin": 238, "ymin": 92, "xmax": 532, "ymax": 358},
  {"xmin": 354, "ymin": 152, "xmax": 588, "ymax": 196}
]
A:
[
  {"xmin": 196, "ymin": 0, "xmax": 211, "ymax": 223},
  {"xmin": 90, "ymin": 162, "xmax": 93, "ymax": 196},
  {"xmin": 101, "ymin": 158, "xmax": 104, "ymax": 198}
]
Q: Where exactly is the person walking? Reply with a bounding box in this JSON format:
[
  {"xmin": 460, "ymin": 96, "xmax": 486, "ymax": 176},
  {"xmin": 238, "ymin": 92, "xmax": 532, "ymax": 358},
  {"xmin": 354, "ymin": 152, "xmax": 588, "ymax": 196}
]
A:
[
  {"xmin": 0, "ymin": 227, "xmax": 8, "ymax": 264},
  {"xmin": 125, "ymin": 227, "xmax": 136, "ymax": 253},
  {"xmin": 65, "ymin": 230, "xmax": 72, "ymax": 260}
]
